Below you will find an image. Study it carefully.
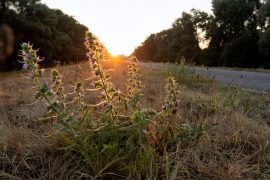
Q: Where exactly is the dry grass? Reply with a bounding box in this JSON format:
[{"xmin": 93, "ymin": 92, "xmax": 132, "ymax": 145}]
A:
[{"xmin": 0, "ymin": 60, "xmax": 270, "ymax": 179}]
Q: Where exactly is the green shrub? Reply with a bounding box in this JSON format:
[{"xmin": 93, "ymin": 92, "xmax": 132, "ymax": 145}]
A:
[{"xmin": 19, "ymin": 32, "xmax": 206, "ymax": 178}]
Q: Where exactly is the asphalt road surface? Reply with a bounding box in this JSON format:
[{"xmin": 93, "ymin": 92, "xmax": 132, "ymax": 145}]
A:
[{"xmin": 140, "ymin": 62, "xmax": 270, "ymax": 92}]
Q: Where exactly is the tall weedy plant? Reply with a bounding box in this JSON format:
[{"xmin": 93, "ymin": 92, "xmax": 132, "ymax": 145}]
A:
[
  {"xmin": 84, "ymin": 32, "xmax": 120, "ymax": 123},
  {"xmin": 126, "ymin": 56, "xmax": 142, "ymax": 110},
  {"xmin": 163, "ymin": 77, "xmax": 178, "ymax": 117},
  {"xmin": 19, "ymin": 43, "xmax": 84, "ymax": 139},
  {"xmin": 19, "ymin": 43, "xmax": 68, "ymax": 119}
]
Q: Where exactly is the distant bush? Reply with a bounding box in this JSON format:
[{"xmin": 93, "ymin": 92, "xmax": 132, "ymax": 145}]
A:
[{"xmin": 198, "ymin": 48, "xmax": 221, "ymax": 66}]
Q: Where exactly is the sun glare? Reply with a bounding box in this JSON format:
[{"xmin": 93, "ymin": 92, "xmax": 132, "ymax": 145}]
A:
[{"xmin": 106, "ymin": 44, "xmax": 130, "ymax": 56}]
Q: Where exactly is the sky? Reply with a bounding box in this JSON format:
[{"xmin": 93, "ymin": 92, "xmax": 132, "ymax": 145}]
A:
[{"xmin": 42, "ymin": 0, "xmax": 212, "ymax": 55}]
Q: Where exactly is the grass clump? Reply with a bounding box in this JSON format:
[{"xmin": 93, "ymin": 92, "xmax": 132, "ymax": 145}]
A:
[{"xmin": 16, "ymin": 33, "xmax": 204, "ymax": 179}]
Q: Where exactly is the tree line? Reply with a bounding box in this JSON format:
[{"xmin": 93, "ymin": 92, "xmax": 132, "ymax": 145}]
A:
[
  {"xmin": 133, "ymin": 0, "xmax": 270, "ymax": 68},
  {"xmin": 0, "ymin": 0, "xmax": 91, "ymax": 71}
]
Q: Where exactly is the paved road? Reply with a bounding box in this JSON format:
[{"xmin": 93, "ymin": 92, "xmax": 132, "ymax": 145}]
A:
[{"xmin": 140, "ymin": 62, "xmax": 270, "ymax": 92}]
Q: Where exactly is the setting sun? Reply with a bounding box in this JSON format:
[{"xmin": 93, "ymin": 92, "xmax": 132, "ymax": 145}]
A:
[{"xmin": 108, "ymin": 44, "xmax": 127, "ymax": 57}]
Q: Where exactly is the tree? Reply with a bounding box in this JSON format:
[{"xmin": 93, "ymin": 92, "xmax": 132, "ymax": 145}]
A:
[
  {"xmin": 201, "ymin": 0, "xmax": 262, "ymax": 67},
  {"xmin": 221, "ymin": 30, "xmax": 262, "ymax": 67},
  {"xmin": 133, "ymin": 34, "xmax": 157, "ymax": 62},
  {"xmin": 0, "ymin": 0, "xmax": 93, "ymax": 71},
  {"xmin": 257, "ymin": 0, "xmax": 270, "ymax": 68},
  {"xmin": 133, "ymin": 12, "xmax": 201, "ymax": 63},
  {"xmin": 211, "ymin": 0, "xmax": 260, "ymax": 46}
]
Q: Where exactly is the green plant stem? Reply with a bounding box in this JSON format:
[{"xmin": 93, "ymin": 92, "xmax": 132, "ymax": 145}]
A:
[
  {"xmin": 34, "ymin": 77, "xmax": 60, "ymax": 115},
  {"xmin": 95, "ymin": 53, "xmax": 117, "ymax": 122}
]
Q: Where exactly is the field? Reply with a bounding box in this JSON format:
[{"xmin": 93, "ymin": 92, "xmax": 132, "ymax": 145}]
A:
[{"xmin": 0, "ymin": 59, "xmax": 270, "ymax": 179}]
